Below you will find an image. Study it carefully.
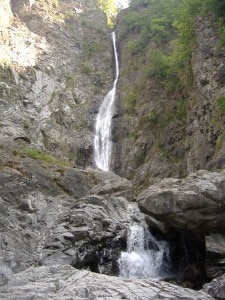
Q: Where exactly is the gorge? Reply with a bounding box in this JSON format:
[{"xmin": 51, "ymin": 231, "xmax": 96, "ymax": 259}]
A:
[{"xmin": 0, "ymin": 0, "xmax": 225, "ymax": 299}]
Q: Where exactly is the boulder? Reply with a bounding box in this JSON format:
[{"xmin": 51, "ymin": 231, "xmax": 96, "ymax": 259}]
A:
[
  {"xmin": 203, "ymin": 274, "xmax": 225, "ymax": 299},
  {"xmin": 0, "ymin": 265, "xmax": 214, "ymax": 299},
  {"xmin": 137, "ymin": 170, "xmax": 225, "ymax": 236},
  {"xmin": 56, "ymin": 168, "xmax": 92, "ymax": 198},
  {"xmin": 206, "ymin": 233, "xmax": 225, "ymax": 278},
  {"xmin": 41, "ymin": 194, "xmax": 131, "ymax": 274},
  {"xmin": 91, "ymin": 170, "xmax": 134, "ymax": 201}
]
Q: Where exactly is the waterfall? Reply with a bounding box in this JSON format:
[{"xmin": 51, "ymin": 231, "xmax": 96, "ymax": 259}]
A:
[
  {"xmin": 118, "ymin": 206, "xmax": 171, "ymax": 279},
  {"xmin": 94, "ymin": 32, "xmax": 119, "ymax": 171}
]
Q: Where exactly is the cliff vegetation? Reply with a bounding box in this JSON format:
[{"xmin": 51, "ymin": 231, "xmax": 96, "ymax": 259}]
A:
[{"xmin": 113, "ymin": 0, "xmax": 225, "ymax": 188}]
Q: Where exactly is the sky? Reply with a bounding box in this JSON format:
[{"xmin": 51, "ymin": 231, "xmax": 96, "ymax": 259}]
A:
[{"xmin": 115, "ymin": 0, "xmax": 130, "ymax": 9}]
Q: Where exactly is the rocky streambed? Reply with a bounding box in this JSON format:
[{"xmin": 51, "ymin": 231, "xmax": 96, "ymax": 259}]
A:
[{"xmin": 0, "ymin": 142, "xmax": 225, "ymax": 299}]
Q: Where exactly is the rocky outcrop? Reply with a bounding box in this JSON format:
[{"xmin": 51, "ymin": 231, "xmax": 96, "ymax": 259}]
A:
[
  {"xmin": 113, "ymin": 9, "xmax": 225, "ymax": 188},
  {"xmin": 206, "ymin": 233, "xmax": 225, "ymax": 279},
  {"xmin": 0, "ymin": 265, "xmax": 213, "ymax": 299},
  {"xmin": 137, "ymin": 170, "xmax": 225, "ymax": 286},
  {"xmin": 39, "ymin": 194, "xmax": 131, "ymax": 274},
  {"xmin": 204, "ymin": 274, "xmax": 225, "ymax": 300},
  {"xmin": 0, "ymin": 143, "xmax": 135, "ymax": 284},
  {"xmin": 0, "ymin": 0, "xmax": 112, "ymax": 167},
  {"xmin": 137, "ymin": 170, "xmax": 225, "ymax": 236}
]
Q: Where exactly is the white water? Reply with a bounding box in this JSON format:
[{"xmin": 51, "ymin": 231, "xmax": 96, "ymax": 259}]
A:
[
  {"xmin": 118, "ymin": 224, "xmax": 170, "ymax": 279},
  {"xmin": 94, "ymin": 32, "xmax": 119, "ymax": 171}
]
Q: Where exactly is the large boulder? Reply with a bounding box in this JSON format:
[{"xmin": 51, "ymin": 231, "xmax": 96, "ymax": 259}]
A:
[
  {"xmin": 91, "ymin": 170, "xmax": 134, "ymax": 201},
  {"xmin": 137, "ymin": 170, "xmax": 225, "ymax": 236},
  {"xmin": 40, "ymin": 194, "xmax": 131, "ymax": 274},
  {"xmin": 0, "ymin": 265, "xmax": 213, "ymax": 299}
]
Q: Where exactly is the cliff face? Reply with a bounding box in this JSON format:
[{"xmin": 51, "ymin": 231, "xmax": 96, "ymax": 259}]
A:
[
  {"xmin": 0, "ymin": 0, "xmax": 112, "ymax": 167},
  {"xmin": 113, "ymin": 9, "xmax": 225, "ymax": 188}
]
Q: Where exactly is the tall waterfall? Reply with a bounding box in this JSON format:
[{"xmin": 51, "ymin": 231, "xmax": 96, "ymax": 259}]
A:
[
  {"xmin": 94, "ymin": 32, "xmax": 119, "ymax": 171},
  {"xmin": 118, "ymin": 205, "xmax": 171, "ymax": 279}
]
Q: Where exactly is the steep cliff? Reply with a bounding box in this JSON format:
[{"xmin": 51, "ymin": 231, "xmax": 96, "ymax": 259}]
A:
[
  {"xmin": 0, "ymin": 0, "xmax": 112, "ymax": 167},
  {"xmin": 113, "ymin": 1, "xmax": 225, "ymax": 189}
]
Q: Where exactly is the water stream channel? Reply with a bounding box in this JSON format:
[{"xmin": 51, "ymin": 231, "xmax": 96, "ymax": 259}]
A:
[{"xmin": 93, "ymin": 32, "xmax": 171, "ymax": 280}]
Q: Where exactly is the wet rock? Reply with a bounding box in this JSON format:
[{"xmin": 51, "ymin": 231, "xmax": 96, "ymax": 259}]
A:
[
  {"xmin": 206, "ymin": 233, "xmax": 225, "ymax": 279},
  {"xmin": 0, "ymin": 265, "xmax": 214, "ymax": 300}
]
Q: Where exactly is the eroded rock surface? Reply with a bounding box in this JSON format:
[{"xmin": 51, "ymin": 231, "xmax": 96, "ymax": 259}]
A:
[
  {"xmin": 206, "ymin": 233, "xmax": 225, "ymax": 279},
  {"xmin": 0, "ymin": 265, "xmax": 214, "ymax": 300},
  {"xmin": 0, "ymin": 145, "xmax": 134, "ymax": 284},
  {"xmin": 137, "ymin": 170, "xmax": 225, "ymax": 235},
  {"xmin": 204, "ymin": 274, "xmax": 225, "ymax": 300},
  {"xmin": 0, "ymin": 0, "xmax": 112, "ymax": 167}
]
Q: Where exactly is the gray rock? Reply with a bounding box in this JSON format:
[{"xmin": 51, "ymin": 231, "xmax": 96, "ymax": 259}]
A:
[
  {"xmin": 56, "ymin": 168, "xmax": 92, "ymax": 198},
  {"xmin": 91, "ymin": 170, "xmax": 134, "ymax": 201},
  {"xmin": 0, "ymin": 265, "xmax": 213, "ymax": 299},
  {"xmin": 203, "ymin": 274, "xmax": 225, "ymax": 299},
  {"xmin": 41, "ymin": 194, "xmax": 130, "ymax": 274},
  {"xmin": 137, "ymin": 170, "xmax": 225, "ymax": 235},
  {"xmin": 206, "ymin": 233, "xmax": 225, "ymax": 278}
]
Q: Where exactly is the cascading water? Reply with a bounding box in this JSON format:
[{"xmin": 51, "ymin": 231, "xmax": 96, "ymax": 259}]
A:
[
  {"xmin": 94, "ymin": 32, "xmax": 119, "ymax": 171},
  {"xmin": 118, "ymin": 205, "xmax": 171, "ymax": 279}
]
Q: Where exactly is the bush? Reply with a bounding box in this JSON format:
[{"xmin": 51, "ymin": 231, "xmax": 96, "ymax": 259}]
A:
[
  {"xmin": 25, "ymin": 148, "xmax": 70, "ymax": 166},
  {"xmin": 80, "ymin": 62, "xmax": 93, "ymax": 74},
  {"xmin": 216, "ymin": 96, "xmax": 225, "ymax": 112}
]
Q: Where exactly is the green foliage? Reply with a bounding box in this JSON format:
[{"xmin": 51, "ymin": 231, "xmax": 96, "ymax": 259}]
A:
[
  {"xmin": 97, "ymin": 0, "xmax": 117, "ymax": 27},
  {"xmin": 134, "ymin": 151, "xmax": 146, "ymax": 165},
  {"xmin": 25, "ymin": 148, "xmax": 70, "ymax": 166},
  {"xmin": 122, "ymin": 0, "xmax": 225, "ymax": 95},
  {"xmin": 124, "ymin": 89, "xmax": 140, "ymax": 113},
  {"xmin": 216, "ymin": 96, "xmax": 225, "ymax": 112},
  {"xmin": 80, "ymin": 61, "xmax": 94, "ymax": 74},
  {"xmin": 66, "ymin": 73, "xmax": 78, "ymax": 88},
  {"xmin": 141, "ymin": 101, "xmax": 187, "ymax": 127},
  {"xmin": 82, "ymin": 40, "xmax": 102, "ymax": 59}
]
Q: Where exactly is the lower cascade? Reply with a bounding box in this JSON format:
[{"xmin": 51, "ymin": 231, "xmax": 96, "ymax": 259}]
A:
[{"xmin": 118, "ymin": 222, "xmax": 171, "ymax": 279}]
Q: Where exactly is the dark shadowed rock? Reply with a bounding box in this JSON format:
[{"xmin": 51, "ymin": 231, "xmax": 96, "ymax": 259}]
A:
[{"xmin": 206, "ymin": 233, "xmax": 225, "ymax": 279}]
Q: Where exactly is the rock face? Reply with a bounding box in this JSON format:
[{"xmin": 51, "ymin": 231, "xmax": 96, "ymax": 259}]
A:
[
  {"xmin": 206, "ymin": 233, "xmax": 225, "ymax": 279},
  {"xmin": 0, "ymin": 265, "xmax": 213, "ymax": 300},
  {"xmin": 204, "ymin": 274, "xmax": 225, "ymax": 300},
  {"xmin": 137, "ymin": 170, "xmax": 225, "ymax": 287},
  {"xmin": 0, "ymin": 141, "xmax": 136, "ymax": 281},
  {"xmin": 113, "ymin": 8, "xmax": 225, "ymax": 188},
  {"xmin": 0, "ymin": 0, "xmax": 112, "ymax": 167},
  {"xmin": 137, "ymin": 170, "xmax": 225, "ymax": 236},
  {"xmin": 40, "ymin": 194, "xmax": 130, "ymax": 274}
]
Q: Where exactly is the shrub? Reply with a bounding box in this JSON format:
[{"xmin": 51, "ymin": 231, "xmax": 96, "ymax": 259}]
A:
[
  {"xmin": 216, "ymin": 96, "xmax": 225, "ymax": 112},
  {"xmin": 80, "ymin": 62, "xmax": 94, "ymax": 74}
]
